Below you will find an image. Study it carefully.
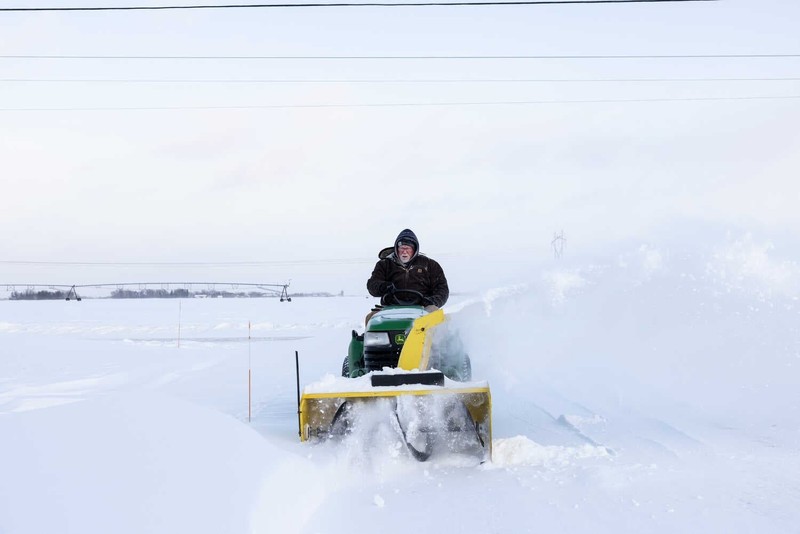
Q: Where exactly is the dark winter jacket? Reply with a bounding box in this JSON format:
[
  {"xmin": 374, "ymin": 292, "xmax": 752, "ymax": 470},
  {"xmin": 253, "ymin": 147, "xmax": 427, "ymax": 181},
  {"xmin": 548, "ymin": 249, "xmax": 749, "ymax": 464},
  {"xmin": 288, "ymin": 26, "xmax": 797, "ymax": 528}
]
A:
[{"xmin": 366, "ymin": 229, "xmax": 449, "ymax": 308}]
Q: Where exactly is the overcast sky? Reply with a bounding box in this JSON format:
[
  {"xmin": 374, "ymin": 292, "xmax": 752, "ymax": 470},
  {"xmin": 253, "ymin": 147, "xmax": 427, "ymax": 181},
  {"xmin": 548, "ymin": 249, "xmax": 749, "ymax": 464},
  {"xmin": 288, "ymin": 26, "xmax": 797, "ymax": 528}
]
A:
[{"xmin": 1, "ymin": 0, "xmax": 798, "ymax": 292}]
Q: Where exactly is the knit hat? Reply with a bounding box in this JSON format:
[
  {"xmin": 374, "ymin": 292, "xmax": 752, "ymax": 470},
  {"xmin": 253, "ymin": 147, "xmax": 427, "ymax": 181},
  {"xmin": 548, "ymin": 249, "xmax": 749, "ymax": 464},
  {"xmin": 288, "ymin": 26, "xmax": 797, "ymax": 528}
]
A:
[
  {"xmin": 394, "ymin": 229, "xmax": 419, "ymax": 251},
  {"xmin": 394, "ymin": 229, "xmax": 419, "ymax": 263}
]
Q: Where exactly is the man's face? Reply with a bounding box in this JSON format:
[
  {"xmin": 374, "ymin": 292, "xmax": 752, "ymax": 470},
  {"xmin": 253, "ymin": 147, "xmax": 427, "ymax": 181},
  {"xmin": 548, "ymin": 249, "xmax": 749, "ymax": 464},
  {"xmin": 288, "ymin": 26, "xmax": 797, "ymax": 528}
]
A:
[{"xmin": 397, "ymin": 244, "xmax": 415, "ymax": 264}]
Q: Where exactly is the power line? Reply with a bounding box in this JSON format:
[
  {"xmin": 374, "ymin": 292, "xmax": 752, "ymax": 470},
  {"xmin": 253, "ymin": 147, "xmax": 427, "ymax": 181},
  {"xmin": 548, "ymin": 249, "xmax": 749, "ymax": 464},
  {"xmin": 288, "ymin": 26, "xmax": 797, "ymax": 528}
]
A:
[
  {"xmin": 0, "ymin": 282, "xmax": 289, "ymax": 288},
  {"xmin": 3, "ymin": 76, "xmax": 800, "ymax": 84},
  {"xmin": 0, "ymin": 0, "xmax": 717, "ymax": 12},
  {"xmin": 0, "ymin": 249, "xmax": 487, "ymax": 268},
  {"xmin": 1, "ymin": 94, "xmax": 798, "ymax": 112},
  {"xmin": 0, "ymin": 258, "xmax": 373, "ymax": 266},
  {"xmin": 3, "ymin": 53, "xmax": 797, "ymax": 60}
]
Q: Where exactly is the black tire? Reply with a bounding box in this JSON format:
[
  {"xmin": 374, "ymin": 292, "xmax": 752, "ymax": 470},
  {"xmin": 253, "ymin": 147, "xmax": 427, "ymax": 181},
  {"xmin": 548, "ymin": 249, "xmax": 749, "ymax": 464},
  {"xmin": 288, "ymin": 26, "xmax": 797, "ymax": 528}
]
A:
[
  {"xmin": 341, "ymin": 356, "xmax": 350, "ymax": 378},
  {"xmin": 437, "ymin": 354, "xmax": 472, "ymax": 382}
]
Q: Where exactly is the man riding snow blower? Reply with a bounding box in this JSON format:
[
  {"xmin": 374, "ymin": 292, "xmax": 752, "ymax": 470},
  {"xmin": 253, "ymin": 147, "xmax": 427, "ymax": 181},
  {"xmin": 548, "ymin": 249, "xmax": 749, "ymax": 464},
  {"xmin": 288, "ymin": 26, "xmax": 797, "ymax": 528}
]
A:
[
  {"xmin": 367, "ymin": 228, "xmax": 449, "ymax": 319},
  {"xmin": 298, "ymin": 229, "xmax": 492, "ymax": 462}
]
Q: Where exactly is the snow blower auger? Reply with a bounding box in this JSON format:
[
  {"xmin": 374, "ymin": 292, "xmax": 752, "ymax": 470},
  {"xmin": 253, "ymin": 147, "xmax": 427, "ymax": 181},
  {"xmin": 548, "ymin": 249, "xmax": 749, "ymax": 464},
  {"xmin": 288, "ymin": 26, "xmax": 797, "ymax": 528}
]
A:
[{"xmin": 299, "ymin": 296, "xmax": 492, "ymax": 463}]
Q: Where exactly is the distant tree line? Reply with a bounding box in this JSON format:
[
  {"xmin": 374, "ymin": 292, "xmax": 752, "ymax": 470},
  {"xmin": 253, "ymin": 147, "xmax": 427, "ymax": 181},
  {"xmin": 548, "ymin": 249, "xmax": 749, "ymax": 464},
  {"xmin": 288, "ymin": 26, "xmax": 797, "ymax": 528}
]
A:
[
  {"xmin": 8, "ymin": 288, "xmax": 336, "ymax": 300},
  {"xmin": 109, "ymin": 289, "xmax": 291, "ymax": 299},
  {"xmin": 10, "ymin": 289, "xmax": 68, "ymax": 300},
  {"xmin": 111, "ymin": 288, "xmax": 191, "ymax": 299}
]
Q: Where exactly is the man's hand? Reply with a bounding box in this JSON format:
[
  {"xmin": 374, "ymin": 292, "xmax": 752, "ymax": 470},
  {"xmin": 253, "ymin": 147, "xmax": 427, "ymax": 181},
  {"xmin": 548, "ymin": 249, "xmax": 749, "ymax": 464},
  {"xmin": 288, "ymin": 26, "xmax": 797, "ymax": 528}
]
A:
[{"xmin": 379, "ymin": 282, "xmax": 395, "ymax": 295}]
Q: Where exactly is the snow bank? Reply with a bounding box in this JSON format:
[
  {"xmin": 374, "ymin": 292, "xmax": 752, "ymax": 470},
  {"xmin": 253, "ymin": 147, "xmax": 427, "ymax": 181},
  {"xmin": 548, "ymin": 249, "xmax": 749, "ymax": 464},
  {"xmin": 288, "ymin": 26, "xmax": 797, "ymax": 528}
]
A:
[
  {"xmin": 2, "ymin": 229, "xmax": 800, "ymax": 534},
  {"xmin": 491, "ymin": 435, "xmax": 611, "ymax": 468},
  {"xmin": 0, "ymin": 392, "xmax": 320, "ymax": 534}
]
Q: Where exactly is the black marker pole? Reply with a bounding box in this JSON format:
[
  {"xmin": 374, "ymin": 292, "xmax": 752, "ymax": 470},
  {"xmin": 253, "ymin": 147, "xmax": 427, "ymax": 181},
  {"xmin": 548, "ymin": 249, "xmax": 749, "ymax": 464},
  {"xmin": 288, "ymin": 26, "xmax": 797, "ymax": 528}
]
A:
[{"xmin": 295, "ymin": 350, "xmax": 302, "ymax": 439}]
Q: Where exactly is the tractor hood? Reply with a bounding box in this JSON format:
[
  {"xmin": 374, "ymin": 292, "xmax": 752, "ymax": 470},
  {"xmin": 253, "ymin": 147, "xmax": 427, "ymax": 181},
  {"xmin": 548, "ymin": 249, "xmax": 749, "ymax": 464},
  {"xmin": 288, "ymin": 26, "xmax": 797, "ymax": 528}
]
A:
[{"xmin": 367, "ymin": 306, "xmax": 426, "ymax": 332}]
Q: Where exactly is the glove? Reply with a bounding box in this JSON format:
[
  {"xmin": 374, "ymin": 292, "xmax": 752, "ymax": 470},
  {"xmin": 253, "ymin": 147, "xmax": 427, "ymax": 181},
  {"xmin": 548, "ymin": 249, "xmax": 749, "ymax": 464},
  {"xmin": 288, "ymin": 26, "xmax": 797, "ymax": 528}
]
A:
[
  {"xmin": 379, "ymin": 282, "xmax": 396, "ymax": 295},
  {"xmin": 421, "ymin": 296, "xmax": 438, "ymax": 313}
]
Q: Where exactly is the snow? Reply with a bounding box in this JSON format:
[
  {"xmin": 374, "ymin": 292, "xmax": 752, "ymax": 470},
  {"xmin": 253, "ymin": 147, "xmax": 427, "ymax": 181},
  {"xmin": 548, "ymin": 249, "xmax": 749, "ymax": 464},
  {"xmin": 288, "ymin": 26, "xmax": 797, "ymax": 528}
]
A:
[
  {"xmin": 2, "ymin": 234, "xmax": 800, "ymax": 533},
  {"xmin": 491, "ymin": 436, "xmax": 611, "ymax": 468}
]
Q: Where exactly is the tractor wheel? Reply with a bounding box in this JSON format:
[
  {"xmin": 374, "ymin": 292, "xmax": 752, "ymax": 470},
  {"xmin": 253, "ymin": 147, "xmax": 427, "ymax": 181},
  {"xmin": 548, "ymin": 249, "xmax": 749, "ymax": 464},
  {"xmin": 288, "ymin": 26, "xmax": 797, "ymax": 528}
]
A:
[{"xmin": 341, "ymin": 356, "xmax": 350, "ymax": 378}]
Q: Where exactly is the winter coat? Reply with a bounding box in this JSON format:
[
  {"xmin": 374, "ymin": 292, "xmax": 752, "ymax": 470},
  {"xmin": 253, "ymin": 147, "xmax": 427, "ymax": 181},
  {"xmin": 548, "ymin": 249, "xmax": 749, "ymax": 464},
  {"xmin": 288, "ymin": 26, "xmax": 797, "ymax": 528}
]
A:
[{"xmin": 367, "ymin": 253, "xmax": 449, "ymax": 308}]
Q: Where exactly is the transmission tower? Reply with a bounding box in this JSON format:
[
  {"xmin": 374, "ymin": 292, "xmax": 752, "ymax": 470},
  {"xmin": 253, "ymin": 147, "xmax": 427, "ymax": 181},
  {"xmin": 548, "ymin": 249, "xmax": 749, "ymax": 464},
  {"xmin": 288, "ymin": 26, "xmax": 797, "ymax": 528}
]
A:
[{"xmin": 552, "ymin": 231, "xmax": 566, "ymax": 259}]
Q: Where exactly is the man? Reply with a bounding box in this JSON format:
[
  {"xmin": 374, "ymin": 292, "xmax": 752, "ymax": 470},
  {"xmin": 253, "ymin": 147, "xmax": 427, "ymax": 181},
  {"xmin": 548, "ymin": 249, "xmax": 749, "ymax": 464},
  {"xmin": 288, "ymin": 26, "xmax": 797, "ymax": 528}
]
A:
[{"xmin": 367, "ymin": 229, "xmax": 449, "ymax": 313}]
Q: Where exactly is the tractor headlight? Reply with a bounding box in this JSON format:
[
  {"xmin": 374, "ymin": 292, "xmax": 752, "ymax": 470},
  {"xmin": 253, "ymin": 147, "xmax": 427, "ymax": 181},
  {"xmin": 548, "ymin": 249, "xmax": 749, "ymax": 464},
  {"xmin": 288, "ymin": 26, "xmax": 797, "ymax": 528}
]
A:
[{"xmin": 364, "ymin": 332, "xmax": 391, "ymax": 348}]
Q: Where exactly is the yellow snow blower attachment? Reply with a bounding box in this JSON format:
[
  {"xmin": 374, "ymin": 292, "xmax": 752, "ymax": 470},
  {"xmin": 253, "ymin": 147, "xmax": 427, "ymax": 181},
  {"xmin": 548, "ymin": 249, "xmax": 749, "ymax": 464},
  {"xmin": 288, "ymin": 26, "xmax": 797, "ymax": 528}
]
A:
[{"xmin": 299, "ymin": 308, "xmax": 492, "ymax": 462}]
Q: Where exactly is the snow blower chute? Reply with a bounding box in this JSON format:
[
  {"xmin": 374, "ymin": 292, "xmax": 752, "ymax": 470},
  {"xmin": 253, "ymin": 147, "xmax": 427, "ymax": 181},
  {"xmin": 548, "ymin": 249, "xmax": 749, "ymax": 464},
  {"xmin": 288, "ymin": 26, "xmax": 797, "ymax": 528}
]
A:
[{"xmin": 299, "ymin": 305, "xmax": 492, "ymax": 462}]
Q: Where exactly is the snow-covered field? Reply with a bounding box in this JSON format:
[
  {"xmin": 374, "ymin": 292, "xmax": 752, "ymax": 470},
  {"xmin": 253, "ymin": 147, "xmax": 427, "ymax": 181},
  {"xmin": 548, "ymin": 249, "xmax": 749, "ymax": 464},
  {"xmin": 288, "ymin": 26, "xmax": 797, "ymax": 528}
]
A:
[{"xmin": 2, "ymin": 233, "xmax": 799, "ymax": 533}]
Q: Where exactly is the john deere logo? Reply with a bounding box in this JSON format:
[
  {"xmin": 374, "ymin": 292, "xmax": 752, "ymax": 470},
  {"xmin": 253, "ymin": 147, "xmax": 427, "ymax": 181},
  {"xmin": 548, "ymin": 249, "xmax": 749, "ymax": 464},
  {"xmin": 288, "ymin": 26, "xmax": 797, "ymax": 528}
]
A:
[{"xmin": 394, "ymin": 333, "xmax": 406, "ymax": 345}]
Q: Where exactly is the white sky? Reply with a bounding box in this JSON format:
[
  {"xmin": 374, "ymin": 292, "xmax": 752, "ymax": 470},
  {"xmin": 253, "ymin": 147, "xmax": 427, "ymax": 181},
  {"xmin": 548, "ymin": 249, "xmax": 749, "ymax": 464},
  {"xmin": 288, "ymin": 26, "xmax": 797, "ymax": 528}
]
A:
[{"xmin": 1, "ymin": 0, "xmax": 799, "ymax": 290}]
